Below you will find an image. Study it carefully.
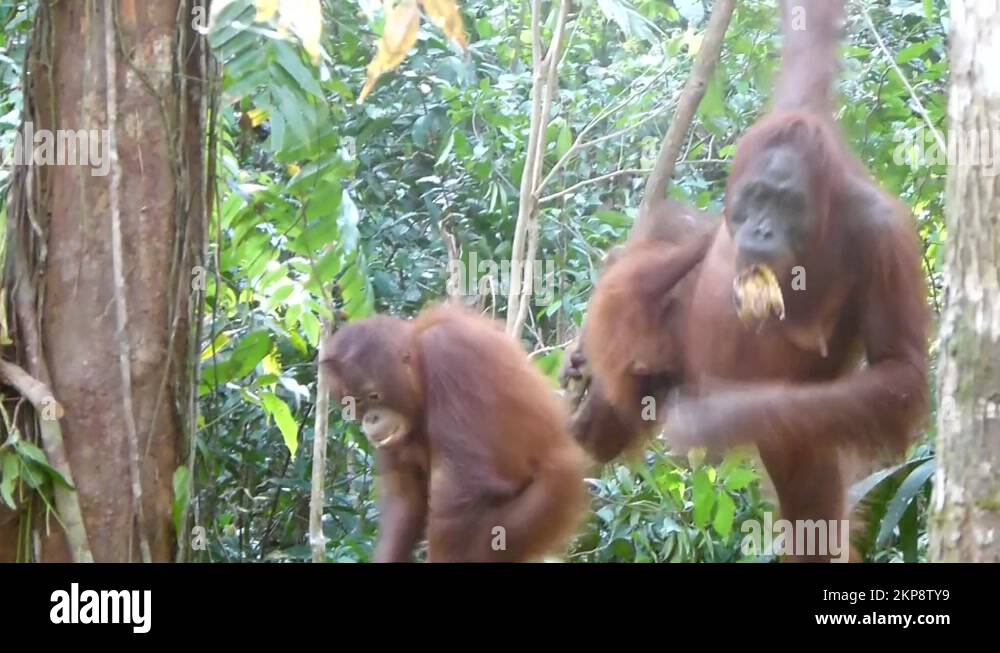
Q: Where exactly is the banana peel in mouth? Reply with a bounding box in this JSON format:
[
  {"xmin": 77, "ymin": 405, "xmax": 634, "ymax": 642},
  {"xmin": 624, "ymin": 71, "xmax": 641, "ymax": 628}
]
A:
[{"xmin": 733, "ymin": 264, "xmax": 786, "ymax": 324}]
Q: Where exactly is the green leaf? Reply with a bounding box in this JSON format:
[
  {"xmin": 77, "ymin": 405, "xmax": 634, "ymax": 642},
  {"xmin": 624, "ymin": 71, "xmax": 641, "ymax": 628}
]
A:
[
  {"xmin": 611, "ymin": 538, "xmax": 634, "ymax": 560},
  {"xmin": 288, "ymin": 330, "xmax": 310, "ymax": 357},
  {"xmin": 271, "ymin": 85, "xmax": 312, "ymax": 152},
  {"xmin": 845, "ymin": 45, "xmax": 871, "ymax": 60},
  {"xmin": 659, "ymin": 533, "xmax": 676, "ymax": 561},
  {"xmin": 257, "ymin": 263, "xmax": 290, "ymax": 292},
  {"xmin": 615, "ymin": 466, "xmax": 634, "ymax": 494},
  {"xmin": 273, "ymin": 40, "xmax": 325, "ymax": 99},
  {"xmin": 542, "ymin": 297, "xmax": 563, "ymax": 318},
  {"xmin": 723, "ymin": 468, "xmax": 757, "ymax": 492},
  {"xmin": 226, "ymin": 67, "xmax": 274, "ymax": 102},
  {"xmin": 209, "ymin": 0, "xmax": 256, "ymax": 50},
  {"xmin": 223, "ymin": 29, "xmax": 267, "ymax": 67},
  {"xmin": 261, "ymin": 392, "xmax": 300, "ymax": 457},
  {"xmin": 229, "ymin": 331, "xmax": 273, "ymax": 379},
  {"xmin": 172, "ymin": 466, "xmax": 190, "ymax": 538},
  {"xmin": 329, "ymin": 77, "xmax": 355, "ymax": 102},
  {"xmin": 557, "ymin": 123, "xmax": 572, "ymax": 159},
  {"xmin": 201, "ymin": 332, "xmax": 231, "ymax": 361},
  {"xmin": 202, "ymin": 330, "xmax": 273, "ymax": 388},
  {"xmin": 476, "ymin": 17, "xmax": 493, "ymax": 38},
  {"xmin": 533, "ymin": 350, "xmax": 563, "ymax": 382},
  {"xmin": 12, "ymin": 439, "xmax": 47, "ymax": 465},
  {"xmin": 306, "ymin": 249, "xmax": 344, "ymax": 294},
  {"xmin": 895, "ymin": 40, "xmax": 934, "ymax": 65},
  {"xmin": 338, "ymin": 254, "xmax": 374, "ymax": 319},
  {"xmin": 899, "ymin": 497, "xmax": 920, "ymax": 563},
  {"xmin": 1, "ymin": 452, "xmax": 18, "ymax": 508},
  {"xmin": 300, "ymin": 310, "xmax": 321, "ymax": 347},
  {"xmin": 264, "ymin": 283, "xmax": 295, "ymax": 307},
  {"xmin": 594, "ymin": 210, "xmax": 632, "ymax": 228},
  {"xmin": 692, "ymin": 468, "xmax": 715, "ymax": 528},
  {"xmin": 268, "ymin": 105, "xmax": 286, "ymax": 152},
  {"xmin": 847, "ymin": 455, "xmax": 932, "ymax": 513},
  {"xmin": 257, "ymin": 373, "xmax": 280, "ymax": 386},
  {"xmin": 713, "ymin": 492, "xmax": 736, "ymax": 538},
  {"xmin": 876, "ymin": 458, "xmax": 935, "ymax": 548},
  {"xmin": 697, "ymin": 70, "xmax": 726, "ymax": 123},
  {"xmin": 435, "ymin": 129, "xmax": 456, "ymax": 167},
  {"xmin": 338, "ymin": 190, "xmax": 361, "ymax": 254},
  {"xmin": 303, "ymin": 180, "xmax": 344, "ymax": 221},
  {"xmin": 412, "ymin": 112, "xmax": 439, "ymax": 148},
  {"xmin": 19, "ymin": 460, "xmax": 42, "ymax": 489},
  {"xmin": 13, "ymin": 440, "xmax": 73, "ymax": 490},
  {"xmin": 452, "ymin": 130, "xmax": 471, "ymax": 159},
  {"xmin": 298, "ymin": 207, "xmax": 343, "ymax": 254},
  {"xmin": 635, "ymin": 463, "xmax": 666, "ymax": 502},
  {"xmin": 718, "ymin": 452, "xmax": 740, "ymax": 479}
]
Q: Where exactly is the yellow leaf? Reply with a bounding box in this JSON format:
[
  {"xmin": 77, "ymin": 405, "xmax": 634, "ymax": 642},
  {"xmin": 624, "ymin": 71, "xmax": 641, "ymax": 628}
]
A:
[
  {"xmin": 418, "ymin": 0, "xmax": 468, "ymax": 51},
  {"xmin": 254, "ymin": 0, "xmax": 279, "ymax": 22},
  {"xmin": 201, "ymin": 332, "xmax": 231, "ymax": 361},
  {"xmin": 277, "ymin": 0, "xmax": 323, "ymax": 64},
  {"xmin": 246, "ymin": 107, "xmax": 269, "ymax": 127},
  {"xmin": 287, "ymin": 163, "xmax": 302, "ymax": 176},
  {"xmin": 262, "ymin": 352, "xmax": 282, "ymax": 379},
  {"xmin": 359, "ymin": 0, "xmax": 421, "ymax": 104},
  {"xmin": 683, "ymin": 28, "xmax": 704, "ymax": 57}
]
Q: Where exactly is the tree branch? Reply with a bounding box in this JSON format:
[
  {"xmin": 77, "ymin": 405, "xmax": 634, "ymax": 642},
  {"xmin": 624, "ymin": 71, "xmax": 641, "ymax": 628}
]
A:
[
  {"xmin": 506, "ymin": 0, "xmax": 571, "ymax": 337},
  {"xmin": 538, "ymin": 168, "xmax": 651, "ymax": 204},
  {"xmin": 309, "ymin": 323, "xmax": 332, "ymax": 562},
  {"xmin": 0, "ymin": 360, "xmax": 93, "ymax": 562}
]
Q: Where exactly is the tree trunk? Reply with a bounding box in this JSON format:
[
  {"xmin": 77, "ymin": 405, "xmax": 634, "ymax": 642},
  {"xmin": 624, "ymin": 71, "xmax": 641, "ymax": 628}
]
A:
[
  {"xmin": 2, "ymin": 0, "xmax": 206, "ymax": 562},
  {"xmin": 930, "ymin": 0, "xmax": 1000, "ymax": 562}
]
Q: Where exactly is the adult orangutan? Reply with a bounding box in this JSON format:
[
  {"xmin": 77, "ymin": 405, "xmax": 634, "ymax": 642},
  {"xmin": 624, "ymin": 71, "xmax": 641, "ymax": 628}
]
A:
[
  {"xmin": 321, "ymin": 305, "xmax": 589, "ymax": 562},
  {"xmin": 659, "ymin": 0, "xmax": 930, "ymax": 561}
]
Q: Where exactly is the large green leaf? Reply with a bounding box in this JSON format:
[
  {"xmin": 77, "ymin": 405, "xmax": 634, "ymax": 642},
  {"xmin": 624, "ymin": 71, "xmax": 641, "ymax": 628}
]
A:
[
  {"xmin": 723, "ymin": 467, "xmax": 756, "ymax": 492},
  {"xmin": 201, "ymin": 331, "xmax": 273, "ymax": 390},
  {"xmin": 13, "ymin": 440, "xmax": 73, "ymax": 490},
  {"xmin": 261, "ymin": 392, "xmax": 299, "ymax": 457},
  {"xmin": 273, "ymin": 40, "xmax": 325, "ymax": 99},
  {"xmin": 713, "ymin": 492, "xmax": 736, "ymax": 538},
  {"xmin": 896, "ymin": 40, "xmax": 935, "ymax": 65},
  {"xmin": 876, "ymin": 458, "xmax": 935, "ymax": 548},
  {"xmin": 692, "ymin": 468, "xmax": 715, "ymax": 529}
]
